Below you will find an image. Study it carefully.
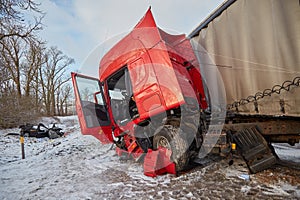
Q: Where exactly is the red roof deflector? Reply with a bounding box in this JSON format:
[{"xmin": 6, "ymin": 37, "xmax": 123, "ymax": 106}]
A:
[
  {"xmin": 99, "ymin": 7, "xmax": 192, "ymax": 81},
  {"xmin": 134, "ymin": 7, "xmax": 157, "ymax": 28}
]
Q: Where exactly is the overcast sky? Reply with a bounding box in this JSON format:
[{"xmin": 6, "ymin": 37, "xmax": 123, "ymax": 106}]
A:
[{"xmin": 38, "ymin": 0, "xmax": 224, "ymax": 72}]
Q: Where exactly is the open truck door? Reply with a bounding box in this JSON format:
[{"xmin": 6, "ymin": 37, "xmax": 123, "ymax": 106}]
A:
[{"xmin": 71, "ymin": 72, "xmax": 113, "ymax": 144}]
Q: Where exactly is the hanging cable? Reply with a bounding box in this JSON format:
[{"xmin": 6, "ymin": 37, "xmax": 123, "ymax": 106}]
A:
[{"xmin": 227, "ymin": 76, "xmax": 300, "ymax": 111}]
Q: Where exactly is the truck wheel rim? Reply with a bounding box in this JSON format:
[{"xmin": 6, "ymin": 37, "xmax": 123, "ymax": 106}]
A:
[{"xmin": 157, "ymin": 136, "xmax": 171, "ymax": 149}]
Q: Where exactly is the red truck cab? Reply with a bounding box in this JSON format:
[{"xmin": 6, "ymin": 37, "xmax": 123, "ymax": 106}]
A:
[{"xmin": 72, "ymin": 8, "xmax": 208, "ymax": 171}]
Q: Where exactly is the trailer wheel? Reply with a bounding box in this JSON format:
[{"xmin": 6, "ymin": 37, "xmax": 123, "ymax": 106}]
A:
[{"xmin": 153, "ymin": 125, "xmax": 189, "ymax": 171}]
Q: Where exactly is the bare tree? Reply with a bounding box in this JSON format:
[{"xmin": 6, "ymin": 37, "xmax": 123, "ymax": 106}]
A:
[
  {"xmin": 22, "ymin": 39, "xmax": 46, "ymax": 96},
  {"xmin": 40, "ymin": 47, "xmax": 74, "ymax": 116},
  {"xmin": 20, "ymin": 39, "xmax": 47, "ymax": 114},
  {"xmin": 56, "ymin": 83, "xmax": 72, "ymax": 116},
  {"xmin": 0, "ymin": 50, "xmax": 12, "ymax": 94},
  {"xmin": 0, "ymin": 36, "xmax": 24, "ymax": 98},
  {"xmin": 0, "ymin": 35, "xmax": 42, "ymax": 128},
  {"xmin": 0, "ymin": 0, "xmax": 43, "ymax": 41}
]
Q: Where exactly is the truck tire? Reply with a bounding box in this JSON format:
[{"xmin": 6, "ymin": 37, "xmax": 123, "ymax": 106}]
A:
[{"xmin": 153, "ymin": 125, "xmax": 189, "ymax": 171}]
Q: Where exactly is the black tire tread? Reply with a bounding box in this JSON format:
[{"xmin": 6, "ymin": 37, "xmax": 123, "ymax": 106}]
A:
[{"xmin": 153, "ymin": 125, "xmax": 189, "ymax": 171}]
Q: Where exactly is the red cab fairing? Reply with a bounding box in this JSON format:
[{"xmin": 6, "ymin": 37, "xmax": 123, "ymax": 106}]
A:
[{"xmin": 99, "ymin": 8, "xmax": 208, "ymax": 123}]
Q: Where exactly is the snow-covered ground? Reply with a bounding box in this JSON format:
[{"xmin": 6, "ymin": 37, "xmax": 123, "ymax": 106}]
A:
[{"xmin": 0, "ymin": 116, "xmax": 299, "ymax": 200}]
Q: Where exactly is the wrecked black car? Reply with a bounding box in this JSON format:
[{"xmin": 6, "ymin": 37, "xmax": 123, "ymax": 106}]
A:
[{"xmin": 19, "ymin": 123, "xmax": 64, "ymax": 139}]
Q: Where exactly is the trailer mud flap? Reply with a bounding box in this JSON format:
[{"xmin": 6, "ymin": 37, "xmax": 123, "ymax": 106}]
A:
[{"xmin": 232, "ymin": 126, "xmax": 277, "ymax": 173}]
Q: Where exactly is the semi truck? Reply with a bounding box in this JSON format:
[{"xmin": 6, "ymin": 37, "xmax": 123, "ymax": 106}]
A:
[{"xmin": 72, "ymin": 7, "xmax": 300, "ymax": 177}]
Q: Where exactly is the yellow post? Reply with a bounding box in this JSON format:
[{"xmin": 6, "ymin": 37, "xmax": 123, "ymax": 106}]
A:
[
  {"xmin": 231, "ymin": 143, "xmax": 236, "ymax": 151},
  {"xmin": 20, "ymin": 135, "xmax": 25, "ymax": 159}
]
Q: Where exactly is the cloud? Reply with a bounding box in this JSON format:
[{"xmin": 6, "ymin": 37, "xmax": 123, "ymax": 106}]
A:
[{"xmin": 38, "ymin": 0, "xmax": 224, "ymax": 71}]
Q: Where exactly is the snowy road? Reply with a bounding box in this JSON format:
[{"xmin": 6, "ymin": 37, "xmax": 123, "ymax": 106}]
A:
[{"xmin": 1, "ymin": 116, "xmax": 299, "ymax": 199}]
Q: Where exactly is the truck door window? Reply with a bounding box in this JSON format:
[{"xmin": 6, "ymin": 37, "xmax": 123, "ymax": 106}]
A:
[{"xmin": 76, "ymin": 76, "xmax": 110, "ymax": 127}]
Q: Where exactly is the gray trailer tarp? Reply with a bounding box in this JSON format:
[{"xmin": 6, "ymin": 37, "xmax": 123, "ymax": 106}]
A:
[{"xmin": 191, "ymin": 0, "xmax": 300, "ymax": 116}]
